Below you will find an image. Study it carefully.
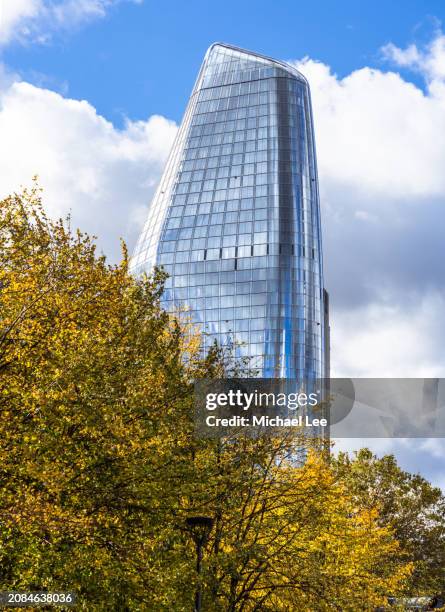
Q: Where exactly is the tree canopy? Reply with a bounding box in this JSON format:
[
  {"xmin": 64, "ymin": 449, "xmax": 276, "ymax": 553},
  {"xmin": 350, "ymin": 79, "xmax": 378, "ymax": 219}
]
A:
[
  {"xmin": 0, "ymin": 185, "xmax": 439, "ymax": 610},
  {"xmin": 334, "ymin": 448, "xmax": 445, "ymax": 599}
]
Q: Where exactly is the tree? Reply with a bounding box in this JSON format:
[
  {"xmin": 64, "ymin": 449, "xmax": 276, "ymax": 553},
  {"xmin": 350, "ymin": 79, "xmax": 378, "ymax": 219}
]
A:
[
  {"xmin": 177, "ymin": 432, "xmax": 412, "ymax": 611},
  {"xmin": 334, "ymin": 448, "xmax": 445, "ymax": 598},
  {"xmin": 0, "ymin": 185, "xmax": 413, "ymax": 610},
  {"xmin": 0, "ymin": 184, "xmax": 202, "ymax": 608}
]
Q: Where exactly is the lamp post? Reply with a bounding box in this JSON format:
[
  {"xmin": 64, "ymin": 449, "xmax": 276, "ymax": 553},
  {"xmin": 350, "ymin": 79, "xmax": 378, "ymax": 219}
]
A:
[{"xmin": 185, "ymin": 516, "xmax": 214, "ymax": 612}]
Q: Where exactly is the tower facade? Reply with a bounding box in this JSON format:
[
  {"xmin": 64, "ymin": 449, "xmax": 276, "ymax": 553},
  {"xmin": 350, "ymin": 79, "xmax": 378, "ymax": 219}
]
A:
[{"xmin": 131, "ymin": 43, "xmax": 327, "ymax": 382}]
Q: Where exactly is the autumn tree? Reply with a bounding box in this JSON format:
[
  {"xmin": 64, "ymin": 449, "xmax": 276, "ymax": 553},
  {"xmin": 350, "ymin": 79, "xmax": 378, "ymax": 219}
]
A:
[
  {"xmin": 181, "ymin": 433, "xmax": 412, "ymax": 611},
  {"xmin": 0, "ymin": 184, "xmax": 203, "ymax": 608},
  {"xmin": 334, "ymin": 448, "xmax": 445, "ymax": 599}
]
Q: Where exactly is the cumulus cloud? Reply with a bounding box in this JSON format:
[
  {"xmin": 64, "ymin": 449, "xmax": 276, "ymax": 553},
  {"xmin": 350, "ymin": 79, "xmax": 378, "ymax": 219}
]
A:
[
  {"xmin": 381, "ymin": 31, "xmax": 445, "ymax": 85},
  {"xmin": 293, "ymin": 57, "xmax": 445, "ymax": 199},
  {"xmin": 0, "ymin": 0, "xmax": 141, "ymax": 45},
  {"xmin": 0, "ymin": 80, "xmax": 177, "ymax": 259}
]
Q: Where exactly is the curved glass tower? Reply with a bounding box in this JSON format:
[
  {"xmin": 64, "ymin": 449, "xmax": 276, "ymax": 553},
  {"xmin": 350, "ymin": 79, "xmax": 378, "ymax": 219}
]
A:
[{"xmin": 131, "ymin": 43, "xmax": 328, "ymax": 382}]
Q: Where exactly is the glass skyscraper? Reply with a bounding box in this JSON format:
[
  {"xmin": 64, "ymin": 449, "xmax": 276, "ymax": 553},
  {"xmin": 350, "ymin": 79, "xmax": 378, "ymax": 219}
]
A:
[{"xmin": 131, "ymin": 43, "xmax": 328, "ymax": 382}]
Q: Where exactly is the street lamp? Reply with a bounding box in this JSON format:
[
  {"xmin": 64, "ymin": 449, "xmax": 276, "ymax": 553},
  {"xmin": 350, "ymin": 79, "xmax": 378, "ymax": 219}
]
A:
[{"xmin": 185, "ymin": 515, "xmax": 214, "ymax": 612}]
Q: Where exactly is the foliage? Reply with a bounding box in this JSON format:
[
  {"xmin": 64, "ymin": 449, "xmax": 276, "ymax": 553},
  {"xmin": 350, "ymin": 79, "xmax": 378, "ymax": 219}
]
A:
[
  {"xmin": 0, "ymin": 184, "xmax": 197, "ymax": 608},
  {"xmin": 187, "ymin": 438, "xmax": 411, "ymax": 611},
  {"xmin": 0, "ymin": 186, "xmax": 415, "ymax": 610},
  {"xmin": 334, "ymin": 448, "xmax": 445, "ymax": 598}
]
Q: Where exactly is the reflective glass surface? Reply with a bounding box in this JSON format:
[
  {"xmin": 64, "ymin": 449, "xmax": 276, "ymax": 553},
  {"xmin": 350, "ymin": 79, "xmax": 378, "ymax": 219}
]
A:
[{"xmin": 131, "ymin": 43, "xmax": 327, "ymax": 382}]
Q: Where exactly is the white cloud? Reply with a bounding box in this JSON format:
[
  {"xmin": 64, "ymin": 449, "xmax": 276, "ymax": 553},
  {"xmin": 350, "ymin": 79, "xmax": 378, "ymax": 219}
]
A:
[
  {"xmin": 0, "ymin": 0, "xmax": 141, "ymax": 45},
  {"xmin": 331, "ymin": 293, "xmax": 445, "ymax": 378},
  {"xmin": 0, "ymin": 80, "xmax": 177, "ymax": 259},
  {"xmin": 0, "ymin": 0, "xmax": 42, "ymax": 44},
  {"xmin": 381, "ymin": 42, "xmax": 423, "ymax": 70},
  {"xmin": 381, "ymin": 32, "xmax": 445, "ymax": 85},
  {"xmin": 293, "ymin": 57, "xmax": 445, "ymax": 199},
  {"xmin": 51, "ymin": 0, "xmax": 134, "ymax": 26}
]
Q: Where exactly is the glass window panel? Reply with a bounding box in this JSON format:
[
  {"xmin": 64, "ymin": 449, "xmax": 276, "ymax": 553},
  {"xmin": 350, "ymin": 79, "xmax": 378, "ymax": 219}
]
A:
[
  {"xmin": 206, "ymin": 248, "xmax": 220, "ymax": 260},
  {"xmin": 203, "ymin": 179, "xmax": 215, "ymax": 190},
  {"xmin": 179, "ymin": 227, "xmax": 192, "ymax": 239},
  {"xmin": 223, "ymin": 223, "xmax": 237, "ymax": 235},
  {"xmin": 211, "ymin": 213, "xmax": 224, "ymax": 224},
  {"xmin": 253, "ymin": 232, "xmax": 267, "ymax": 244},
  {"xmin": 239, "ymin": 222, "xmax": 252, "ymax": 233},
  {"xmin": 238, "ymin": 234, "xmax": 251, "ymax": 246},
  {"xmin": 222, "ymin": 235, "xmax": 236, "ymax": 247},
  {"xmin": 253, "ymin": 244, "xmax": 267, "ymax": 256},
  {"xmin": 198, "ymin": 203, "xmax": 211, "ymax": 214},
  {"xmin": 238, "ymin": 245, "xmax": 251, "ymax": 257},
  {"xmin": 225, "ymin": 211, "xmax": 238, "ymax": 223},
  {"xmin": 196, "ymin": 215, "xmax": 210, "ymax": 226},
  {"xmin": 208, "ymin": 225, "xmax": 222, "ymax": 236},
  {"xmin": 205, "ymin": 168, "xmax": 217, "ymax": 179}
]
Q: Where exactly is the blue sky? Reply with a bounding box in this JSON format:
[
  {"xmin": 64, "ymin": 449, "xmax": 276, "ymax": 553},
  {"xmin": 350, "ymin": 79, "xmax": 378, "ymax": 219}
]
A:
[
  {"xmin": 2, "ymin": 0, "xmax": 445, "ymax": 125},
  {"xmin": 1, "ymin": 0, "xmax": 445, "ymax": 487}
]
